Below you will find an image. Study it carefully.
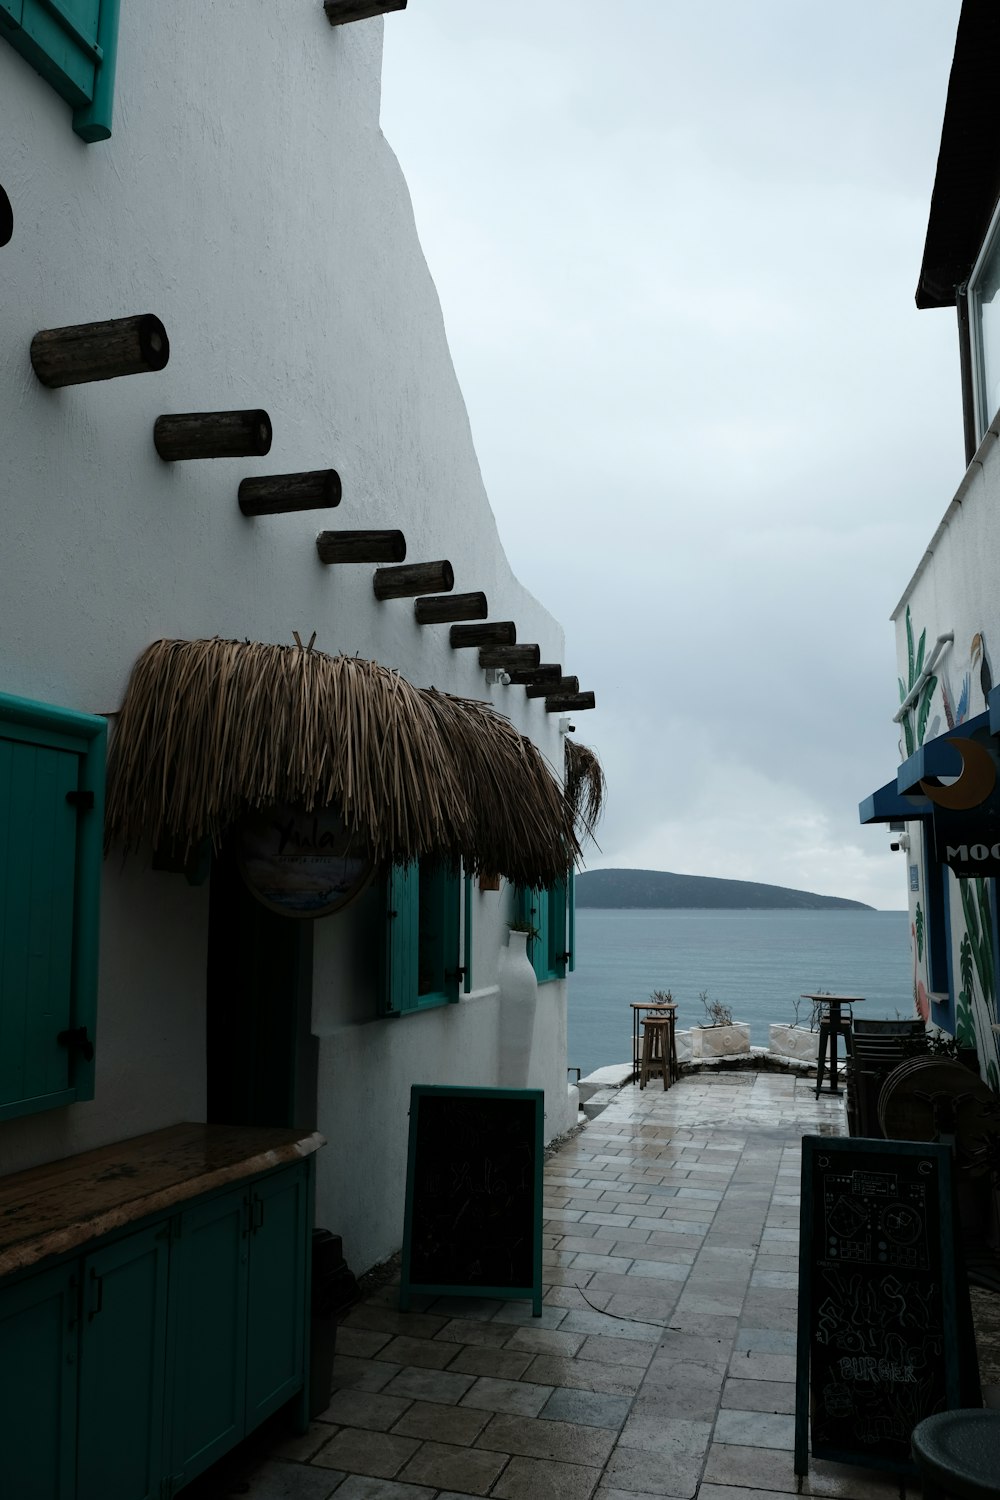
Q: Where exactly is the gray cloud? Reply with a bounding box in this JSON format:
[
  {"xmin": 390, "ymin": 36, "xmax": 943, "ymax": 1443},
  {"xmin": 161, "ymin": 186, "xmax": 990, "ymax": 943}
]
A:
[{"xmin": 381, "ymin": 0, "xmax": 964, "ymax": 908}]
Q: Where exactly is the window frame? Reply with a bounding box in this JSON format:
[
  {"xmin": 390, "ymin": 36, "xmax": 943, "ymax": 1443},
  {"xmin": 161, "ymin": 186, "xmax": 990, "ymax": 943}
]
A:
[
  {"xmin": 380, "ymin": 859, "xmax": 462, "ymax": 1017},
  {"xmin": 517, "ymin": 879, "xmax": 573, "ymax": 985},
  {"xmin": 967, "ymin": 189, "xmax": 1000, "ymax": 444},
  {"xmin": 0, "ymin": 691, "xmax": 106, "ymax": 1120}
]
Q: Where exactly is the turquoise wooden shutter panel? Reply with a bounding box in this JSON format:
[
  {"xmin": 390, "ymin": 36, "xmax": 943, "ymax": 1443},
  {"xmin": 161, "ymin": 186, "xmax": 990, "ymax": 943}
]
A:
[
  {"xmin": 0, "ymin": 0, "xmax": 120, "ymax": 140},
  {"xmin": 568, "ymin": 867, "xmax": 576, "ymax": 973},
  {"xmin": 18, "ymin": 0, "xmax": 102, "ymax": 103},
  {"xmin": 549, "ymin": 878, "xmax": 568, "ymax": 980},
  {"xmin": 463, "ymin": 874, "xmax": 473, "ymax": 993},
  {"xmin": 442, "ymin": 867, "xmax": 461, "ymax": 1002},
  {"xmin": 0, "ymin": 735, "xmax": 78, "ymax": 1113},
  {"xmin": 382, "ymin": 863, "xmax": 418, "ymax": 1014}
]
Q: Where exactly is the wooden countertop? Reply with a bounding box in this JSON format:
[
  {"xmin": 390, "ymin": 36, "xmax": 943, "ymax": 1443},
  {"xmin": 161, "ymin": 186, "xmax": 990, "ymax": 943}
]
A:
[{"xmin": 0, "ymin": 1123, "xmax": 324, "ymax": 1278}]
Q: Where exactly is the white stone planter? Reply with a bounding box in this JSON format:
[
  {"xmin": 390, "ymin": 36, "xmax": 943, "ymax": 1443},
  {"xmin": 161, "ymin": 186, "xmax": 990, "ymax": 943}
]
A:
[
  {"xmin": 690, "ymin": 1022, "xmax": 751, "ymax": 1058},
  {"xmin": 768, "ymin": 1023, "xmax": 819, "ymax": 1064}
]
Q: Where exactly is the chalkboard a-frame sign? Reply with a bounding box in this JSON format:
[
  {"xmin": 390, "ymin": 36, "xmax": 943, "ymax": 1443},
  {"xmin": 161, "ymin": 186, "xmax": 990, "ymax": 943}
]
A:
[
  {"xmin": 400, "ymin": 1085, "xmax": 544, "ymax": 1316},
  {"xmin": 795, "ymin": 1136, "xmax": 976, "ymax": 1480}
]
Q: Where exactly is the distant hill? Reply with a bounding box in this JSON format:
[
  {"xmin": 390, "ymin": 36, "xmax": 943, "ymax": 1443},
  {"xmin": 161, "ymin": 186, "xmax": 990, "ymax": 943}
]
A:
[{"xmin": 576, "ymin": 868, "xmax": 874, "ymax": 912}]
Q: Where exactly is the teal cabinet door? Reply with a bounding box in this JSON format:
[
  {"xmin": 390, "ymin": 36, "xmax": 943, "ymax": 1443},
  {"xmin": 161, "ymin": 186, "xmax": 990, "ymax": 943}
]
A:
[
  {"xmin": 245, "ymin": 1164, "xmax": 308, "ymax": 1428},
  {"xmin": 0, "ymin": 1262, "xmax": 78, "ymax": 1500},
  {"xmin": 77, "ymin": 1224, "xmax": 170, "ymax": 1500},
  {"xmin": 168, "ymin": 1186, "xmax": 249, "ymax": 1489}
]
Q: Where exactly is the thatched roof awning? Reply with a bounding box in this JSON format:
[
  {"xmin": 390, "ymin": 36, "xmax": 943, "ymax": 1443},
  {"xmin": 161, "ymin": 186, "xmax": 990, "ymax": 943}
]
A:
[
  {"xmin": 105, "ymin": 638, "xmax": 580, "ymax": 888},
  {"xmin": 565, "ymin": 738, "xmax": 606, "ymax": 844}
]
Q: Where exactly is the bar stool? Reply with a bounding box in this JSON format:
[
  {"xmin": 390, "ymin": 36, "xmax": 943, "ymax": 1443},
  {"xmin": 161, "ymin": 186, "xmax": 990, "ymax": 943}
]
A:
[
  {"xmin": 805, "ymin": 994, "xmax": 862, "ymax": 1097},
  {"xmin": 639, "ymin": 1016, "xmax": 674, "ymax": 1090},
  {"xmin": 911, "ymin": 1408, "xmax": 1000, "ymax": 1498}
]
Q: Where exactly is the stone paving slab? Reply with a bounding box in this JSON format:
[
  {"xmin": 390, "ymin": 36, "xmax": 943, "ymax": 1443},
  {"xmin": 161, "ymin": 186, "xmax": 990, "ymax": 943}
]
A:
[{"xmin": 192, "ymin": 1072, "xmax": 928, "ymax": 1499}]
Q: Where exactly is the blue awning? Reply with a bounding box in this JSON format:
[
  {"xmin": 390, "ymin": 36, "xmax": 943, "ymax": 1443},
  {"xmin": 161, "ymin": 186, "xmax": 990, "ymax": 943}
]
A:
[
  {"xmin": 858, "ymin": 780, "xmax": 931, "ymax": 826},
  {"xmin": 895, "ymin": 708, "xmax": 991, "ymax": 795}
]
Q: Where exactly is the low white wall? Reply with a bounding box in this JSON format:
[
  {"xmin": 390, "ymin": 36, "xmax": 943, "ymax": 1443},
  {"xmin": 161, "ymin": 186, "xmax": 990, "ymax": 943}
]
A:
[{"xmin": 312, "ymin": 962, "xmax": 573, "ymax": 1272}]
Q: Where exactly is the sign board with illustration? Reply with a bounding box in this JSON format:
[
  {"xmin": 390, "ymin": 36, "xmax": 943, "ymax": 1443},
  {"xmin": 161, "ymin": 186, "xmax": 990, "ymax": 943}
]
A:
[
  {"xmin": 794, "ymin": 1136, "xmax": 977, "ymax": 1478},
  {"xmin": 400, "ymin": 1085, "xmax": 544, "ymax": 1316},
  {"xmin": 237, "ymin": 802, "xmax": 374, "ymax": 918}
]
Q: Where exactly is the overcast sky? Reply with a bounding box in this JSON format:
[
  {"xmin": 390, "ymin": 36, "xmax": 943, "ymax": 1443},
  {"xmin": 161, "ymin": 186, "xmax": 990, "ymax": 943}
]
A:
[{"xmin": 380, "ymin": 1, "xmax": 964, "ymax": 911}]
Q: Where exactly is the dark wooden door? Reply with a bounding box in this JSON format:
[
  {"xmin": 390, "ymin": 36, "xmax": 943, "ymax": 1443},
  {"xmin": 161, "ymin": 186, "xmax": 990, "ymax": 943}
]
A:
[{"xmin": 206, "ymin": 848, "xmax": 313, "ymax": 1129}]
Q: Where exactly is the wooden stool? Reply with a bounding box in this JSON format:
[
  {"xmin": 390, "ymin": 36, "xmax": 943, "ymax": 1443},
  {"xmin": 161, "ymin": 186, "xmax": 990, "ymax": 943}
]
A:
[
  {"xmin": 640, "ymin": 1017, "xmax": 673, "ymax": 1090},
  {"xmin": 911, "ymin": 1409, "xmax": 1000, "ymax": 1498},
  {"xmin": 814, "ymin": 1005, "xmax": 854, "ymax": 1096}
]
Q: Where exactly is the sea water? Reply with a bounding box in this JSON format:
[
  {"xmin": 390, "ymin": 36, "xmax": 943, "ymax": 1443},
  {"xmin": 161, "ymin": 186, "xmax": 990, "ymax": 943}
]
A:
[{"xmin": 567, "ymin": 907, "xmax": 913, "ymax": 1078}]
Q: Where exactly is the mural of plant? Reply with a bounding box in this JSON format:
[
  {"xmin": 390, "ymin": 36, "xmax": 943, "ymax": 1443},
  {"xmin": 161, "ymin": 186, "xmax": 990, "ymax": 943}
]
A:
[
  {"xmin": 914, "ymin": 902, "xmax": 924, "ymax": 963},
  {"xmin": 898, "ymin": 607, "xmax": 937, "ymax": 756},
  {"xmin": 957, "ymin": 875, "xmax": 1000, "ymax": 1093}
]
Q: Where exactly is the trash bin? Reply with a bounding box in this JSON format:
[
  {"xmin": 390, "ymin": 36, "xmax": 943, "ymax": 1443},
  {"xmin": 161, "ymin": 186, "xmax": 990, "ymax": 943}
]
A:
[{"xmin": 310, "ymin": 1229, "xmax": 359, "ymax": 1418}]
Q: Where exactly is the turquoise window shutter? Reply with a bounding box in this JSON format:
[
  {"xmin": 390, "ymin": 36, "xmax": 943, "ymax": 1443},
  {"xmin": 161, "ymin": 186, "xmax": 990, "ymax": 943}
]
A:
[
  {"xmin": 0, "ymin": 691, "xmax": 106, "ymax": 1119},
  {"xmin": 442, "ymin": 867, "xmax": 461, "ymax": 1003},
  {"xmin": 462, "ymin": 874, "xmax": 473, "ymax": 994},
  {"xmin": 568, "ymin": 867, "xmax": 576, "ymax": 973},
  {"xmin": 548, "ymin": 877, "xmax": 568, "ymax": 981},
  {"xmin": 381, "ymin": 863, "xmax": 418, "ymax": 1016},
  {"xmin": 0, "ymin": 0, "xmax": 120, "ymax": 141}
]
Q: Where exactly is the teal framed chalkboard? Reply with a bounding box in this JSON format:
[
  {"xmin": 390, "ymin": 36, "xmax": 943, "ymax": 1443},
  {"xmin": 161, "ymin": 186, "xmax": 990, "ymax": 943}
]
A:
[
  {"xmin": 400, "ymin": 1085, "xmax": 544, "ymax": 1316},
  {"xmin": 795, "ymin": 1136, "xmax": 978, "ymax": 1479}
]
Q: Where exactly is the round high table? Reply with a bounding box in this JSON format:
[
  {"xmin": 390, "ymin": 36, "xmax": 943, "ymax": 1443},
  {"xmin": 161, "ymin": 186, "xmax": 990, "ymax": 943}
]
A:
[
  {"xmin": 800, "ymin": 993, "xmax": 864, "ymax": 1097},
  {"xmin": 630, "ymin": 1002, "xmax": 678, "ymax": 1081}
]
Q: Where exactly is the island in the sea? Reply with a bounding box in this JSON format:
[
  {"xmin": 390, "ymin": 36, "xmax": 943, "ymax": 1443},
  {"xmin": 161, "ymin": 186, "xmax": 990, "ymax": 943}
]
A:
[{"xmin": 576, "ymin": 868, "xmax": 874, "ymax": 911}]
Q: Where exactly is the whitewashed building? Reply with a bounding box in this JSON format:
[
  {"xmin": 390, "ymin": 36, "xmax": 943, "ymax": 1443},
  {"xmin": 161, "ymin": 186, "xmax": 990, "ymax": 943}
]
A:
[
  {"xmin": 0, "ymin": 7, "xmax": 594, "ymax": 1491},
  {"xmin": 861, "ymin": 2, "xmax": 1000, "ymax": 1092}
]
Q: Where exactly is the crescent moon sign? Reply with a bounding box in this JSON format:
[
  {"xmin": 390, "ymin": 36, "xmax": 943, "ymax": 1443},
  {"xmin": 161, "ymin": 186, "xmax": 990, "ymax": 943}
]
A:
[{"xmin": 919, "ymin": 737, "xmax": 997, "ymax": 810}]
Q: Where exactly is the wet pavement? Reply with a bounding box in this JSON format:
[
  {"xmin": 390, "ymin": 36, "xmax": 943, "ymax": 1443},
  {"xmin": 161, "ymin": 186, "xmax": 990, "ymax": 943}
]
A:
[{"xmin": 193, "ymin": 1070, "xmax": 935, "ymax": 1499}]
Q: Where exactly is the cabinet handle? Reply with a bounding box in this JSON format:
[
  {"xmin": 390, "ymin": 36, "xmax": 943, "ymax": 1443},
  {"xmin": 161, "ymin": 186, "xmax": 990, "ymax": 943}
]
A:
[
  {"xmin": 87, "ymin": 1269, "xmax": 103, "ymax": 1321},
  {"xmin": 251, "ymin": 1198, "xmax": 265, "ymax": 1232}
]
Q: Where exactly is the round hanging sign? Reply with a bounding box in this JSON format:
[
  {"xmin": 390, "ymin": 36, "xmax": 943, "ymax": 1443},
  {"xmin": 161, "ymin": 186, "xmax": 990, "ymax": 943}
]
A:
[{"xmin": 237, "ymin": 803, "xmax": 374, "ymax": 918}]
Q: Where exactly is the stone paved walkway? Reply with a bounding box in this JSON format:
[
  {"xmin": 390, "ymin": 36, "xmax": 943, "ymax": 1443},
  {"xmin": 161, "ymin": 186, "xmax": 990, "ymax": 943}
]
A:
[{"xmin": 200, "ymin": 1072, "xmax": 925, "ymax": 1499}]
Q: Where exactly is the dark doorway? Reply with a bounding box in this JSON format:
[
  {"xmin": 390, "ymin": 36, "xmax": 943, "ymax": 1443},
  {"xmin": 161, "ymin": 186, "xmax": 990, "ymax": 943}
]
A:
[{"xmin": 206, "ymin": 846, "xmax": 316, "ymax": 1129}]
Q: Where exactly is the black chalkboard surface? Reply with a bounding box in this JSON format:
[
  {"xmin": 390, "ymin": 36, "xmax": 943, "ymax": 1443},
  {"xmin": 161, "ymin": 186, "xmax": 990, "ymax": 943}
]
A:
[
  {"xmin": 400, "ymin": 1086, "xmax": 544, "ymax": 1315},
  {"xmin": 795, "ymin": 1136, "xmax": 975, "ymax": 1478}
]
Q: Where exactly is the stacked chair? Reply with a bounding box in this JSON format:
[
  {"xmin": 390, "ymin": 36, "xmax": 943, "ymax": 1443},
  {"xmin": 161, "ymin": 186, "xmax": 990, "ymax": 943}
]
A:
[{"xmin": 846, "ymin": 1018, "xmax": 928, "ymax": 1137}]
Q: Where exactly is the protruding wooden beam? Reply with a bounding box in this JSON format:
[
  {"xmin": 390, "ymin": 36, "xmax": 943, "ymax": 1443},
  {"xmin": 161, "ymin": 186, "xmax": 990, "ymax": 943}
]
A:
[
  {"xmin": 324, "ymin": 0, "xmax": 407, "ymax": 24},
  {"xmin": 546, "ymin": 692, "xmax": 596, "ymax": 712},
  {"xmin": 415, "ymin": 592, "xmax": 488, "ymax": 625},
  {"xmin": 155, "ymin": 410, "xmax": 272, "ymax": 461},
  {"xmin": 240, "ymin": 471, "xmax": 341, "ymax": 516},
  {"xmin": 450, "ymin": 621, "xmax": 516, "ymax": 649},
  {"xmin": 480, "ymin": 644, "xmax": 541, "ymax": 671},
  {"xmin": 0, "ymin": 183, "xmax": 12, "ymax": 248},
  {"xmin": 316, "ymin": 529, "xmax": 405, "ymax": 564},
  {"xmin": 31, "ymin": 314, "xmax": 169, "ymax": 388},
  {"xmin": 373, "ymin": 560, "xmax": 453, "ymax": 601},
  {"xmin": 526, "ymin": 675, "xmax": 577, "ymax": 699},
  {"xmin": 508, "ymin": 664, "xmax": 561, "ymax": 687}
]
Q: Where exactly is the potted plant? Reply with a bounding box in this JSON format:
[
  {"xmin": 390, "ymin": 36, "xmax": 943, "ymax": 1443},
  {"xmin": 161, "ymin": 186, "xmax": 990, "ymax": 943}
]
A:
[
  {"xmin": 688, "ymin": 990, "xmax": 751, "ymax": 1058},
  {"xmin": 769, "ymin": 994, "xmax": 822, "ymax": 1064}
]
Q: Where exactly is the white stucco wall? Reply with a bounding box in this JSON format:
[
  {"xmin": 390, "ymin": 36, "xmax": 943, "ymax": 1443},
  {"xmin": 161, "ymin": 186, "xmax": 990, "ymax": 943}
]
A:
[
  {"xmin": 891, "ymin": 419, "xmax": 1000, "ymax": 1088},
  {"xmin": 0, "ymin": 4, "xmax": 576, "ymax": 1262}
]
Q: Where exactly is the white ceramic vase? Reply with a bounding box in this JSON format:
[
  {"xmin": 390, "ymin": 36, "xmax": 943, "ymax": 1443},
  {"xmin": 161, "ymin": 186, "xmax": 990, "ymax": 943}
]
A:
[{"xmin": 499, "ymin": 929, "xmax": 538, "ymax": 1088}]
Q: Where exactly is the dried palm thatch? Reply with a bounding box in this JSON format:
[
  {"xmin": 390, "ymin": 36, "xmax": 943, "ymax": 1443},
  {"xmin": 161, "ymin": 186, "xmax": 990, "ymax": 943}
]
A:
[
  {"xmin": 565, "ymin": 737, "xmax": 606, "ymax": 842},
  {"xmin": 106, "ymin": 638, "xmax": 578, "ymax": 887},
  {"xmin": 420, "ymin": 688, "xmax": 579, "ymax": 886}
]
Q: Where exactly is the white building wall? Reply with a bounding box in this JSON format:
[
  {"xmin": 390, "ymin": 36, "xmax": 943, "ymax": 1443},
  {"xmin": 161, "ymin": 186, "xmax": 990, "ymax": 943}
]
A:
[
  {"xmin": 0, "ymin": 3, "xmax": 577, "ymax": 1258},
  {"xmin": 892, "ymin": 418, "xmax": 1000, "ymax": 1089}
]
